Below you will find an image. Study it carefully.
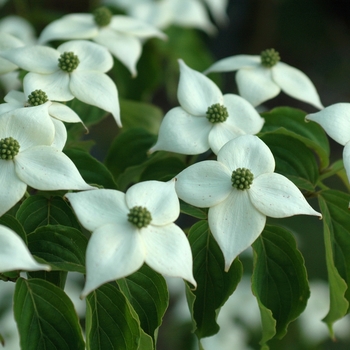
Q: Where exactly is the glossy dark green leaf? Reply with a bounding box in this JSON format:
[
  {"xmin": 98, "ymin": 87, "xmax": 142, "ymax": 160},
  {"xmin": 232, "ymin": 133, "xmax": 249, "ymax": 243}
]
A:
[
  {"xmin": 64, "ymin": 148, "xmax": 118, "ymax": 189},
  {"xmin": 86, "ymin": 283, "xmax": 141, "ymax": 350},
  {"xmin": 260, "ymin": 107, "xmax": 330, "ymax": 169},
  {"xmin": 251, "ymin": 225, "xmax": 310, "ymax": 347},
  {"xmin": 14, "ymin": 278, "xmax": 85, "ymax": 350},
  {"xmin": 117, "ymin": 264, "xmax": 168, "ymax": 345},
  {"xmin": 260, "ymin": 133, "xmax": 319, "ymax": 191},
  {"xmin": 186, "ymin": 220, "xmax": 243, "ymax": 339},
  {"xmin": 0, "ymin": 214, "xmax": 27, "ymax": 243},
  {"xmin": 179, "ymin": 200, "xmax": 208, "ymax": 220},
  {"xmin": 318, "ymin": 190, "xmax": 350, "ymax": 335},
  {"xmin": 16, "ymin": 195, "xmax": 80, "ymax": 234},
  {"xmin": 27, "ymin": 225, "xmax": 88, "ymax": 273}
]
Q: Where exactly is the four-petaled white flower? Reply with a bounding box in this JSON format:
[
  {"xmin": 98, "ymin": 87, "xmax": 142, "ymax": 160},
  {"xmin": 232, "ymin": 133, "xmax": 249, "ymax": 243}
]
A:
[
  {"xmin": 204, "ymin": 49, "xmax": 324, "ymax": 109},
  {"xmin": 0, "ymin": 40, "xmax": 122, "ymax": 127},
  {"xmin": 0, "ymin": 90, "xmax": 87, "ymax": 150},
  {"xmin": 0, "ymin": 32, "xmax": 24, "ymax": 75},
  {"xmin": 104, "ymin": 0, "xmax": 219, "ymax": 34},
  {"xmin": 150, "ymin": 59, "xmax": 264, "ymax": 155},
  {"xmin": 0, "ymin": 224, "xmax": 51, "ymax": 273},
  {"xmin": 306, "ymin": 103, "xmax": 350, "ymax": 191},
  {"xmin": 0, "ymin": 109, "xmax": 94, "ymax": 217},
  {"xmin": 175, "ymin": 134, "xmax": 321, "ymax": 270},
  {"xmin": 65, "ymin": 180, "xmax": 196, "ymax": 298},
  {"xmin": 37, "ymin": 7, "xmax": 166, "ymax": 77}
]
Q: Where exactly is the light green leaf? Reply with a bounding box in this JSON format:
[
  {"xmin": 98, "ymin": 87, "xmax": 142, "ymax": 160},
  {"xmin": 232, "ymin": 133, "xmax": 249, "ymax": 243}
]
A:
[
  {"xmin": 27, "ymin": 225, "xmax": 87, "ymax": 273},
  {"xmin": 117, "ymin": 264, "xmax": 168, "ymax": 346},
  {"xmin": 14, "ymin": 278, "xmax": 85, "ymax": 350},
  {"xmin": 260, "ymin": 107, "xmax": 330, "ymax": 169},
  {"xmin": 318, "ymin": 190, "xmax": 350, "ymax": 336},
  {"xmin": 186, "ymin": 220, "xmax": 243, "ymax": 339},
  {"xmin": 86, "ymin": 283, "xmax": 141, "ymax": 350},
  {"xmin": 252, "ymin": 225, "xmax": 310, "ymax": 347},
  {"xmin": 16, "ymin": 195, "xmax": 80, "ymax": 234}
]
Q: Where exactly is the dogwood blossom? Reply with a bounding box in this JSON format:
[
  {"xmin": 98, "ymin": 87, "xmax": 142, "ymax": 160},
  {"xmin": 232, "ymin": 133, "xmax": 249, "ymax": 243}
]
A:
[
  {"xmin": 0, "ymin": 90, "xmax": 89, "ymax": 149},
  {"xmin": 0, "ymin": 108, "xmax": 94, "ymax": 217},
  {"xmin": 0, "ymin": 224, "xmax": 51, "ymax": 272},
  {"xmin": 104, "ymin": 0, "xmax": 217, "ymax": 34},
  {"xmin": 175, "ymin": 135, "xmax": 321, "ymax": 270},
  {"xmin": 65, "ymin": 180, "xmax": 196, "ymax": 298},
  {"xmin": 0, "ymin": 40, "xmax": 122, "ymax": 126},
  {"xmin": 204, "ymin": 49, "xmax": 324, "ymax": 109},
  {"xmin": 306, "ymin": 103, "xmax": 350, "ymax": 188},
  {"xmin": 0, "ymin": 33, "xmax": 24, "ymax": 75},
  {"xmin": 150, "ymin": 59, "xmax": 264, "ymax": 155},
  {"xmin": 37, "ymin": 7, "xmax": 166, "ymax": 76}
]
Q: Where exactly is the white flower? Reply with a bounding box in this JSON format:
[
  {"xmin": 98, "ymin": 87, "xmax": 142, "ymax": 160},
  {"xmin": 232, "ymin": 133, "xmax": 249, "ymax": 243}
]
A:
[
  {"xmin": 37, "ymin": 7, "xmax": 166, "ymax": 77},
  {"xmin": 0, "ymin": 90, "xmax": 89, "ymax": 150},
  {"xmin": 65, "ymin": 180, "xmax": 196, "ymax": 298},
  {"xmin": 204, "ymin": 49, "xmax": 324, "ymax": 109},
  {"xmin": 0, "ymin": 40, "xmax": 122, "ymax": 127},
  {"xmin": 0, "ymin": 32, "xmax": 24, "ymax": 75},
  {"xmin": 0, "ymin": 109, "xmax": 94, "ymax": 217},
  {"xmin": 150, "ymin": 59, "xmax": 264, "ymax": 155},
  {"xmin": 104, "ymin": 0, "xmax": 218, "ymax": 34},
  {"xmin": 306, "ymin": 103, "xmax": 350, "ymax": 187},
  {"xmin": 175, "ymin": 135, "xmax": 321, "ymax": 270},
  {"xmin": 0, "ymin": 15, "xmax": 37, "ymax": 45},
  {"xmin": 0, "ymin": 224, "xmax": 50, "ymax": 272}
]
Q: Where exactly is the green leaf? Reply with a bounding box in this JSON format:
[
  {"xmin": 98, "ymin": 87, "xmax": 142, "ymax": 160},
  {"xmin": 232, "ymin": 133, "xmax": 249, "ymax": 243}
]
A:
[
  {"xmin": 27, "ymin": 225, "xmax": 88, "ymax": 273},
  {"xmin": 318, "ymin": 190, "xmax": 350, "ymax": 336},
  {"xmin": 251, "ymin": 225, "xmax": 310, "ymax": 347},
  {"xmin": 180, "ymin": 200, "xmax": 208, "ymax": 220},
  {"xmin": 260, "ymin": 133, "xmax": 319, "ymax": 191},
  {"xmin": 14, "ymin": 278, "xmax": 85, "ymax": 350},
  {"xmin": 186, "ymin": 220, "xmax": 243, "ymax": 339},
  {"xmin": 117, "ymin": 264, "xmax": 168, "ymax": 345},
  {"xmin": 16, "ymin": 195, "xmax": 80, "ymax": 234},
  {"xmin": 86, "ymin": 283, "xmax": 141, "ymax": 350},
  {"xmin": 120, "ymin": 99, "xmax": 163, "ymax": 135},
  {"xmin": 0, "ymin": 214, "xmax": 27, "ymax": 243},
  {"xmin": 260, "ymin": 107, "xmax": 330, "ymax": 169},
  {"xmin": 64, "ymin": 148, "xmax": 118, "ymax": 189}
]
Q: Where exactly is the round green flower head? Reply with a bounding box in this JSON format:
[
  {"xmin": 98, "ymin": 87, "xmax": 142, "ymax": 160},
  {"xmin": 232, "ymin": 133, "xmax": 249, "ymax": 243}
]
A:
[
  {"xmin": 0, "ymin": 137, "xmax": 20, "ymax": 160},
  {"xmin": 231, "ymin": 168, "xmax": 254, "ymax": 190},
  {"xmin": 206, "ymin": 103, "xmax": 229, "ymax": 123},
  {"xmin": 128, "ymin": 206, "xmax": 152, "ymax": 228},
  {"xmin": 27, "ymin": 89, "xmax": 48, "ymax": 106},
  {"xmin": 93, "ymin": 7, "xmax": 112, "ymax": 27},
  {"xmin": 260, "ymin": 48, "xmax": 280, "ymax": 68},
  {"xmin": 58, "ymin": 52, "xmax": 80, "ymax": 73}
]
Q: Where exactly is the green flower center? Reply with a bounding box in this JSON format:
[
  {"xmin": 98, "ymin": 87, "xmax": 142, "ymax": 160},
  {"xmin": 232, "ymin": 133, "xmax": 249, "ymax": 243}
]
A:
[
  {"xmin": 93, "ymin": 7, "xmax": 112, "ymax": 27},
  {"xmin": 128, "ymin": 206, "xmax": 152, "ymax": 228},
  {"xmin": 231, "ymin": 168, "xmax": 254, "ymax": 190},
  {"xmin": 27, "ymin": 89, "xmax": 48, "ymax": 106},
  {"xmin": 58, "ymin": 52, "xmax": 80, "ymax": 73},
  {"xmin": 260, "ymin": 48, "xmax": 280, "ymax": 68},
  {"xmin": 0, "ymin": 137, "xmax": 20, "ymax": 160},
  {"xmin": 206, "ymin": 103, "xmax": 229, "ymax": 123}
]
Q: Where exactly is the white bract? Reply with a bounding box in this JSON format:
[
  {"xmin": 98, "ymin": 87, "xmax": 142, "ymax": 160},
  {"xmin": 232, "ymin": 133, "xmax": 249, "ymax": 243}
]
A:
[
  {"xmin": 205, "ymin": 49, "xmax": 324, "ymax": 109},
  {"xmin": 65, "ymin": 180, "xmax": 196, "ymax": 298},
  {"xmin": 0, "ymin": 90, "xmax": 86, "ymax": 150},
  {"xmin": 104, "ymin": 0, "xmax": 218, "ymax": 34},
  {"xmin": 0, "ymin": 15, "xmax": 37, "ymax": 44},
  {"xmin": 37, "ymin": 7, "xmax": 166, "ymax": 77},
  {"xmin": 0, "ymin": 40, "xmax": 122, "ymax": 127},
  {"xmin": 0, "ymin": 32, "xmax": 24, "ymax": 75},
  {"xmin": 0, "ymin": 109, "xmax": 94, "ymax": 217},
  {"xmin": 0, "ymin": 224, "xmax": 50, "ymax": 272},
  {"xmin": 175, "ymin": 135, "xmax": 321, "ymax": 269},
  {"xmin": 150, "ymin": 59, "xmax": 264, "ymax": 155},
  {"xmin": 306, "ymin": 103, "xmax": 350, "ymax": 191}
]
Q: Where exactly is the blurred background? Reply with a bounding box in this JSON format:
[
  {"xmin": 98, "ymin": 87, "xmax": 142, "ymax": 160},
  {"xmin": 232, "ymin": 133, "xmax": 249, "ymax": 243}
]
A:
[{"xmin": 1, "ymin": 0, "xmax": 350, "ymax": 349}]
